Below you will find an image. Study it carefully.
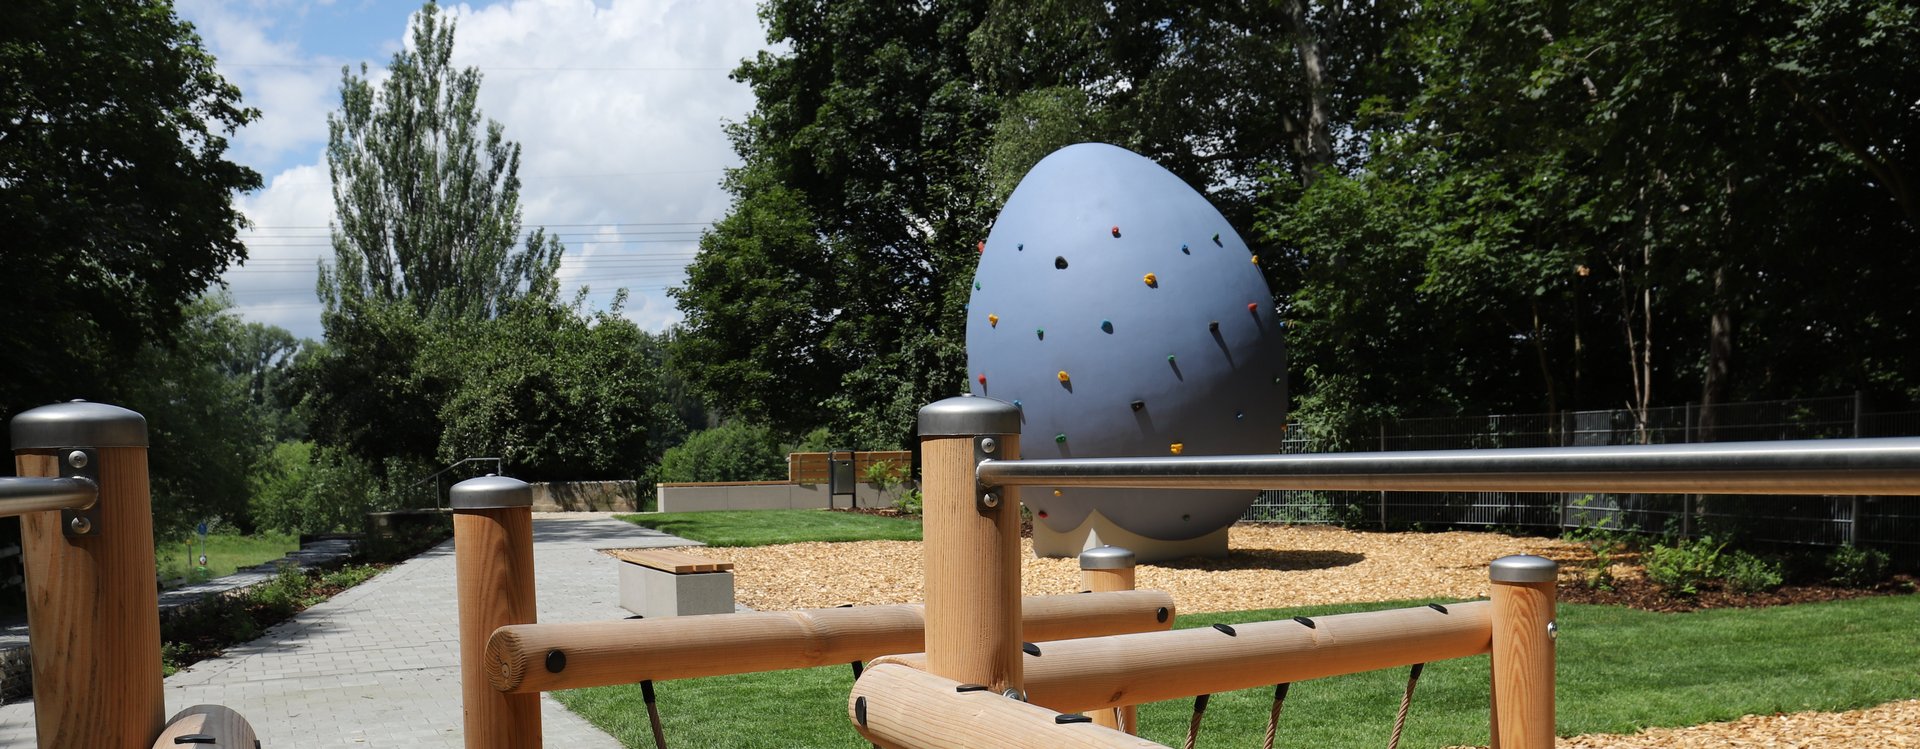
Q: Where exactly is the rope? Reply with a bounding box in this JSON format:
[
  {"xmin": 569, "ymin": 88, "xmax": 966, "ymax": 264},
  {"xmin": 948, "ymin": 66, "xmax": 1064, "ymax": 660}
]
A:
[
  {"xmin": 1262, "ymin": 683, "xmax": 1291, "ymax": 749},
  {"xmin": 850, "ymin": 660, "xmax": 863, "ymax": 679},
  {"xmin": 1182, "ymin": 693, "xmax": 1211, "ymax": 749},
  {"xmin": 1387, "ymin": 663, "xmax": 1425, "ymax": 749},
  {"xmin": 642, "ymin": 679, "xmax": 668, "ymax": 749}
]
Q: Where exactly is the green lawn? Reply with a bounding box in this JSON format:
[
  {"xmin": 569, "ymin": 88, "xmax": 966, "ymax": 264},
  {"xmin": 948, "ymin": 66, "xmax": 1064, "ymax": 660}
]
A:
[
  {"xmin": 557, "ymin": 593, "xmax": 1920, "ymax": 748},
  {"xmin": 615, "ymin": 510, "xmax": 922, "ymax": 547},
  {"xmin": 155, "ymin": 531, "xmax": 300, "ymax": 587}
]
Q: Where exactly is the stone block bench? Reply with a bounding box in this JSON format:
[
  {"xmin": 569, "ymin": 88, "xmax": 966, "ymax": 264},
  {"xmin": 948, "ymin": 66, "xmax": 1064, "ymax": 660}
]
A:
[{"xmin": 616, "ymin": 549, "xmax": 735, "ymax": 618}]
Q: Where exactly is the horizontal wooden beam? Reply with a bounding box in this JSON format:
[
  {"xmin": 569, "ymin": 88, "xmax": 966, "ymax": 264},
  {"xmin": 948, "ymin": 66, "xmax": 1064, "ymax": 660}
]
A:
[
  {"xmin": 488, "ymin": 590, "xmax": 1176, "ymax": 694},
  {"xmin": 150, "ymin": 704, "xmax": 258, "ymax": 749},
  {"xmin": 874, "ymin": 600, "xmax": 1491, "ymax": 713},
  {"xmin": 850, "ymin": 663, "xmax": 1164, "ymax": 749}
]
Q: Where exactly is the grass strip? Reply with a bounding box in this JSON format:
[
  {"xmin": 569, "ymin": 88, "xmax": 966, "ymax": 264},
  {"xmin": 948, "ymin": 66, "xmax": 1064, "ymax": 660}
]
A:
[
  {"xmin": 616, "ymin": 510, "xmax": 922, "ymax": 547},
  {"xmin": 156, "ymin": 531, "xmax": 300, "ymax": 587},
  {"xmin": 558, "ymin": 593, "xmax": 1920, "ymax": 748}
]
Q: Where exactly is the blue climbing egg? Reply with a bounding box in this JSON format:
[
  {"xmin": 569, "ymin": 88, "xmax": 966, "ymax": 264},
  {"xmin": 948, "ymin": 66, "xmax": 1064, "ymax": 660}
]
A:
[{"xmin": 965, "ymin": 143, "xmax": 1287, "ymax": 547}]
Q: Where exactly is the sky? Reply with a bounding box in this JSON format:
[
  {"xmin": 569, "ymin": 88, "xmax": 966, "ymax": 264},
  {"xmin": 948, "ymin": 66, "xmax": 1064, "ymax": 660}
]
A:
[{"xmin": 174, "ymin": 0, "xmax": 770, "ymax": 340}]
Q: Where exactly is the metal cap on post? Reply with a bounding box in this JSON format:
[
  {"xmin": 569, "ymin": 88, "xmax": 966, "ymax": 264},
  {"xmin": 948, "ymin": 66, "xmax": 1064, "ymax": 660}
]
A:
[
  {"xmin": 10, "ymin": 400, "xmax": 149, "ymax": 448},
  {"xmin": 450, "ymin": 474, "xmax": 532, "ymax": 510},
  {"xmin": 918, "ymin": 396, "xmax": 1022, "ymax": 437},
  {"xmin": 1489, "ymin": 554, "xmax": 1557, "ymax": 583},
  {"xmin": 1079, "ymin": 546, "xmax": 1136, "ymax": 571}
]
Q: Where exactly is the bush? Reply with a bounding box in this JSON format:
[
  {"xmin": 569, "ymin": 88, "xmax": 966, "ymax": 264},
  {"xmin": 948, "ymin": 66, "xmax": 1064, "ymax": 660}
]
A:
[
  {"xmin": 653, "ymin": 421, "xmax": 787, "ymax": 484},
  {"xmin": 1643, "ymin": 537, "xmax": 1726, "ymax": 596},
  {"xmin": 1825, "ymin": 546, "xmax": 1891, "ymax": 588},
  {"xmin": 1722, "ymin": 551, "xmax": 1785, "ymax": 594},
  {"xmin": 248, "ymin": 441, "xmax": 387, "ymax": 535}
]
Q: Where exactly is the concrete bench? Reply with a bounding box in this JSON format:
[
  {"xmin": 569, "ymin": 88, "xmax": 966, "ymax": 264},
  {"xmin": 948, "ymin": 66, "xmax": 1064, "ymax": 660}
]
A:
[{"xmin": 616, "ymin": 549, "xmax": 735, "ymax": 618}]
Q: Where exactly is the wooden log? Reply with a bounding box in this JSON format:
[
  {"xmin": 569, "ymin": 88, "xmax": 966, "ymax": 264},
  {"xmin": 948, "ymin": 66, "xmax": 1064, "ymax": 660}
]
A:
[
  {"xmin": 150, "ymin": 704, "xmax": 259, "ymax": 748},
  {"xmin": 873, "ymin": 600, "xmax": 1492, "ymax": 713},
  {"xmin": 455, "ymin": 503, "xmax": 540, "ymax": 749},
  {"xmin": 1490, "ymin": 556, "xmax": 1557, "ymax": 749},
  {"xmin": 850, "ymin": 663, "xmax": 1165, "ymax": 749},
  {"xmin": 488, "ymin": 590, "xmax": 1175, "ymax": 694},
  {"xmin": 17, "ymin": 441, "xmax": 165, "ymax": 748},
  {"xmin": 919, "ymin": 398, "xmax": 1024, "ymax": 697}
]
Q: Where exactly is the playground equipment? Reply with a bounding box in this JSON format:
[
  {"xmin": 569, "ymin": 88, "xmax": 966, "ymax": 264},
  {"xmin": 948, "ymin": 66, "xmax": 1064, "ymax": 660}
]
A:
[
  {"xmin": 1, "ymin": 401, "xmax": 258, "ymax": 748},
  {"xmin": 966, "ymin": 143, "xmax": 1289, "ymax": 561}
]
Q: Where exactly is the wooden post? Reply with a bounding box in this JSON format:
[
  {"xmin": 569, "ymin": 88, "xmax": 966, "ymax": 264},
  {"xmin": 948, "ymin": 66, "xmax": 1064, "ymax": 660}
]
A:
[
  {"xmin": 1079, "ymin": 546, "xmax": 1138, "ymax": 733},
  {"xmin": 11, "ymin": 401, "xmax": 164, "ymax": 748},
  {"xmin": 917, "ymin": 397, "xmax": 1024, "ymax": 698},
  {"xmin": 452, "ymin": 475, "xmax": 540, "ymax": 749},
  {"xmin": 1490, "ymin": 555, "xmax": 1557, "ymax": 749}
]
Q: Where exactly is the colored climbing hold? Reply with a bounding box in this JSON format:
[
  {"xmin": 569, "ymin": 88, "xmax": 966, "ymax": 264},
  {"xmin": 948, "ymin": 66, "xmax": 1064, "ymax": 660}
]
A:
[
  {"xmin": 1167, "ymin": 354, "xmax": 1176, "ymax": 363},
  {"xmin": 1055, "ymin": 256, "xmax": 1069, "ymax": 270},
  {"xmin": 1130, "ymin": 400, "xmax": 1145, "ymax": 412},
  {"xmin": 977, "ymin": 240, "xmax": 985, "ymax": 254},
  {"xmin": 1037, "ymin": 510, "xmax": 1049, "ymax": 519},
  {"xmin": 1012, "ymin": 399, "xmax": 1022, "ymax": 408},
  {"xmin": 1036, "ymin": 328, "xmax": 1045, "ymax": 339},
  {"xmin": 1170, "ymin": 442, "xmax": 1185, "ymax": 455},
  {"xmin": 1209, "ymin": 320, "xmax": 1220, "ymax": 333},
  {"xmin": 1057, "ymin": 370, "xmax": 1071, "ymax": 383},
  {"xmin": 1055, "ymin": 433, "xmax": 1068, "ymax": 443},
  {"xmin": 1143, "ymin": 272, "xmax": 1158, "ymax": 287},
  {"xmin": 975, "ymin": 280, "xmax": 982, "ymax": 290},
  {"xmin": 1247, "ymin": 302, "xmax": 1258, "ymax": 313},
  {"xmin": 1017, "ymin": 243, "xmax": 1024, "ymax": 251},
  {"xmin": 1053, "ymin": 489, "xmax": 1063, "ymax": 497},
  {"xmin": 1236, "ymin": 411, "xmax": 1245, "ymax": 421},
  {"xmin": 977, "ymin": 373, "xmax": 987, "ymax": 385},
  {"xmin": 988, "ymin": 313, "xmax": 999, "ymax": 327},
  {"xmin": 1212, "ymin": 233, "xmax": 1222, "ymax": 246},
  {"xmin": 1100, "ymin": 320, "xmax": 1113, "ymax": 333},
  {"xmin": 1111, "ymin": 226, "xmax": 1121, "ymax": 238},
  {"xmin": 1250, "ymin": 255, "xmax": 1259, "ymax": 265},
  {"xmin": 1181, "ymin": 243, "xmax": 1190, "ymax": 254}
]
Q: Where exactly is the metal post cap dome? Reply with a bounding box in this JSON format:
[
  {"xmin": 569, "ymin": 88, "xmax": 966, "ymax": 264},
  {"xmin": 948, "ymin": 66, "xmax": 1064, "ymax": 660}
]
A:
[
  {"xmin": 1079, "ymin": 545, "xmax": 1136, "ymax": 570},
  {"xmin": 10, "ymin": 400, "xmax": 148, "ymax": 449},
  {"xmin": 1489, "ymin": 554, "xmax": 1558, "ymax": 583},
  {"xmin": 449, "ymin": 474, "xmax": 532, "ymax": 510},
  {"xmin": 918, "ymin": 396, "xmax": 1021, "ymax": 436}
]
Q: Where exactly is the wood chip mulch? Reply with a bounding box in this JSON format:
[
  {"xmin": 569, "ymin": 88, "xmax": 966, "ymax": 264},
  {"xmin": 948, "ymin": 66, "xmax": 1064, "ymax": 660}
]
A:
[{"xmin": 1443, "ymin": 699, "xmax": 1920, "ymax": 748}]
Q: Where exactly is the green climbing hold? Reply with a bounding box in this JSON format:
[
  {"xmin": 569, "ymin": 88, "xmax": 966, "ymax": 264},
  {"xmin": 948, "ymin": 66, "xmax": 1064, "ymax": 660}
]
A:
[{"xmin": 1055, "ymin": 433, "xmax": 1068, "ymax": 443}]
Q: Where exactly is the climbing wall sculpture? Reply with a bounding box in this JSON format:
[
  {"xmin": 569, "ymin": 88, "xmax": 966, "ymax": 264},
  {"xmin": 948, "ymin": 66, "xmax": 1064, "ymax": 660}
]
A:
[{"xmin": 966, "ymin": 143, "xmax": 1288, "ymax": 560}]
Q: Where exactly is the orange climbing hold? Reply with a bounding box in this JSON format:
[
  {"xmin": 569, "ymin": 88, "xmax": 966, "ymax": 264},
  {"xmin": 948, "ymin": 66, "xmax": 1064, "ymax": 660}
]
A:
[
  {"xmin": 1247, "ymin": 302, "xmax": 1259, "ymax": 313},
  {"xmin": 1169, "ymin": 442, "xmax": 1185, "ymax": 455},
  {"xmin": 988, "ymin": 313, "xmax": 999, "ymax": 327},
  {"xmin": 977, "ymin": 373, "xmax": 987, "ymax": 385},
  {"xmin": 1057, "ymin": 370, "xmax": 1071, "ymax": 383},
  {"xmin": 1143, "ymin": 272, "xmax": 1158, "ymax": 287}
]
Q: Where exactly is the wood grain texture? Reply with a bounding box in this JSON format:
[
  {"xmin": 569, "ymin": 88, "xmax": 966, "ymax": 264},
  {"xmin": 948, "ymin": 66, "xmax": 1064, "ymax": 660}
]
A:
[
  {"xmin": 487, "ymin": 590, "xmax": 1175, "ymax": 694},
  {"xmin": 1080, "ymin": 567, "xmax": 1139, "ymax": 733},
  {"xmin": 1491, "ymin": 580, "xmax": 1556, "ymax": 749},
  {"xmin": 874, "ymin": 600, "xmax": 1492, "ymax": 713},
  {"xmin": 151, "ymin": 704, "xmax": 259, "ymax": 748},
  {"xmin": 922, "ymin": 433, "xmax": 1023, "ymax": 695},
  {"xmin": 17, "ymin": 447, "xmax": 165, "ymax": 748},
  {"xmin": 612, "ymin": 548, "xmax": 733, "ymax": 573},
  {"xmin": 850, "ymin": 663, "xmax": 1165, "ymax": 749},
  {"xmin": 455, "ymin": 507, "xmax": 541, "ymax": 749}
]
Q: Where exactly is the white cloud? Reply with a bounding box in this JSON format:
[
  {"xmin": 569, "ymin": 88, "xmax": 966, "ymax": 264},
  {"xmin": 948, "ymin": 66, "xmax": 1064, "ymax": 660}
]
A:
[{"xmin": 191, "ymin": 0, "xmax": 767, "ymax": 338}]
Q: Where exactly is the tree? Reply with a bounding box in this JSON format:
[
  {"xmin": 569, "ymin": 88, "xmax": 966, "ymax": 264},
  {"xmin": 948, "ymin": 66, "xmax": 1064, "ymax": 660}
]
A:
[
  {"xmin": 300, "ymin": 1, "xmax": 563, "ymax": 470},
  {"xmin": 0, "ymin": 0, "xmax": 261, "ymax": 419},
  {"xmin": 651, "ymin": 421, "xmax": 788, "ymax": 484}
]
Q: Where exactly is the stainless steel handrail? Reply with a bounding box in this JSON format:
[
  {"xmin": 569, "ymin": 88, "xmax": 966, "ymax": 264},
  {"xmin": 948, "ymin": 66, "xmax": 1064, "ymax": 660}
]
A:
[
  {"xmin": 0, "ymin": 477, "xmax": 98, "ymax": 516},
  {"xmin": 976, "ymin": 436, "xmax": 1920, "ymax": 496}
]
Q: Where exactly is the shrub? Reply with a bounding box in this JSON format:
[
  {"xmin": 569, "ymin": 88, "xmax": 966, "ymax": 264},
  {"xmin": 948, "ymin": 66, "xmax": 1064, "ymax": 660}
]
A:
[
  {"xmin": 1825, "ymin": 546, "xmax": 1891, "ymax": 588},
  {"xmin": 1722, "ymin": 551, "xmax": 1785, "ymax": 594},
  {"xmin": 248, "ymin": 441, "xmax": 387, "ymax": 535},
  {"xmin": 1643, "ymin": 537, "xmax": 1726, "ymax": 596},
  {"xmin": 653, "ymin": 421, "xmax": 787, "ymax": 484}
]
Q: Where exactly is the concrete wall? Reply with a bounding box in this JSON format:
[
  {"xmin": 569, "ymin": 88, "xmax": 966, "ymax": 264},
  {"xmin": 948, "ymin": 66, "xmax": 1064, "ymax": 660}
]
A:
[
  {"xmin": 529, "ymin": 480, "xmax": 639, "ymax": 512},
  {"xmin": 657, "ymin": 481, "xmax": 904, "ymax": 512}
]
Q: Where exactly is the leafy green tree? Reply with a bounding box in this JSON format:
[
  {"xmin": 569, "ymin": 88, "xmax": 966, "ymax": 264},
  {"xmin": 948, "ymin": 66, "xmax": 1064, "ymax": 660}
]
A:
[
  {"xmin": 427, "ymin": 294, "xmax": 687, "ymax": 482},
  {"xmin": 0, "ymin": 0, "xmax": 261, "ymax": 419},
  {"xmin": 300, "ymin": 1, "xmax": 563, "ymax": 470}
]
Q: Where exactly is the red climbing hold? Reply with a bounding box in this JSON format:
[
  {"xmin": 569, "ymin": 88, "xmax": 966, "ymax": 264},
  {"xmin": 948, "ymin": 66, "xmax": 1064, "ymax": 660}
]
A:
[
  {"xmin": 1111, "ymin": 226, "xmax": 1121, "ymax": 238},
  {"xmin": 1247, "ymin": 302, "xmax": 1259, "ymax": 313},
  {"xmin": 977, "ymin": 373, "xmax": 987, "ymax": 385},
  {"xmin": 977, "ymin": 240, "xmax": 985, "ymax": 254}
]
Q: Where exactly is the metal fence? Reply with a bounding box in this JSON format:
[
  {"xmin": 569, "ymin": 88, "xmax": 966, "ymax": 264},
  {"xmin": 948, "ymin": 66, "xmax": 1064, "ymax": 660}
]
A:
[{"xmin": 1246, "ymin": 395, "xmax": 1920, "ymax": 555}]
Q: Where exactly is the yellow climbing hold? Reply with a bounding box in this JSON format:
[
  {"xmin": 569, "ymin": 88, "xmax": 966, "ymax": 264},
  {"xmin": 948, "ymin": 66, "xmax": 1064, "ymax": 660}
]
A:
[
  {"xmin": 1170, "ymin": 442, "xmax": 1185, "ymax": 455},
  {"xmin": 1143, "ymin": 272, "xmax": 1158, "ymax": 287},
  {"xmin": 1251, "ymin": 255, "xmax": 1260, "ymax": 264},
  {"xmin": 1053, "ymin": 489, "xmax": 1063, "ymax": 496},
  {"xmin": 988, "ymin": 313, "xmax": 999, "ymax": 327},
  {"xmin": 1057, "ymin": 370, "xmax": 1071, "ymax": 382}
]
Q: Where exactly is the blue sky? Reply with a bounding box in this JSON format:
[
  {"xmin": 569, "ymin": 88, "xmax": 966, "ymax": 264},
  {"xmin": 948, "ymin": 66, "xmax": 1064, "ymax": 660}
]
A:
[{"xmin": 175, "ymin": 0, "xmax": 769, "ymax": 339}]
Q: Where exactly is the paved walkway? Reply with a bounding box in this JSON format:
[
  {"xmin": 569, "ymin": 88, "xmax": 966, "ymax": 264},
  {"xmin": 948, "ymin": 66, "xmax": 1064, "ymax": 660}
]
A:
[{"xmin": 0, "ymin": 513, "xmax": 694, "ymax": 747}]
